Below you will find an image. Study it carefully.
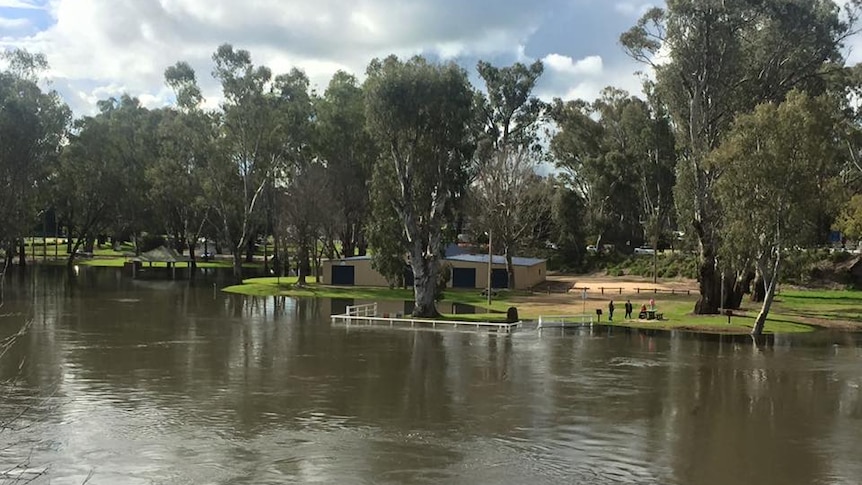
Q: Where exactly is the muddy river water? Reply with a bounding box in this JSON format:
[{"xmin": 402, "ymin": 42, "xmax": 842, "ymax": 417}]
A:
[{"xmin": 0, "ymin": 268, "xmax": 860, "ymax": 484}]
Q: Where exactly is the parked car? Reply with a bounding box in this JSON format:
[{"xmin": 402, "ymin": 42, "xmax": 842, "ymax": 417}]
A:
[{"xmin": 634, "ymin": 246, "xmax": 655, "ymax": 255}]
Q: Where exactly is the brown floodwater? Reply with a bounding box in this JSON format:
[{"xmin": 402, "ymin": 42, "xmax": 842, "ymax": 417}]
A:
[{"xmin": 0, "ymin": 267, "xmax": 861, "ymax": 485}]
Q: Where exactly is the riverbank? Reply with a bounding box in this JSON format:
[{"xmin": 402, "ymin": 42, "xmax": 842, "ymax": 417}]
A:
[{"xmin": 224, "ymin": 274, "xmax": 862, "ymax": 335}]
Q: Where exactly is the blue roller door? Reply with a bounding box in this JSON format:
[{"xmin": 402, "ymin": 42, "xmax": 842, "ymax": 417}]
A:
[
  {"xmin": 331, "ymin": 265, "xmax": 355, "ymax": 285},
  {"xmin": 452, "ymin": 267, "xmax": 477, "ymax": 288},
  {"xmin": 491, "ymin": 269, "xmax": 508, "ymax": 289}
]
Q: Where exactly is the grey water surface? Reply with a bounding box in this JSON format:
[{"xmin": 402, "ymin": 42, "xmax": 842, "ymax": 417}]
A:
[{"xmin": 0, "ymin": 267, "xmax": 860, "ymax": 485}]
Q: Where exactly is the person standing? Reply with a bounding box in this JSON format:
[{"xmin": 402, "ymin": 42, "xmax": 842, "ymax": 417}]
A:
[
  {"xmin": 608, "ymin": 300, "xmax": 615, "ymax": 321},
  {"xmin": 624, "ymin": 299, "xmax": 633, "ymax": 319}
]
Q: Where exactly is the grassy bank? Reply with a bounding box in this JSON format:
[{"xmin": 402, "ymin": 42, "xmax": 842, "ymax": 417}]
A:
[
  {"xmin": 223, "ymin": 276, "xmax": 862, "ymax": 335},
  {"xmin": 224, "ymin": 277, "xmax": 524, "ymax": 316}
]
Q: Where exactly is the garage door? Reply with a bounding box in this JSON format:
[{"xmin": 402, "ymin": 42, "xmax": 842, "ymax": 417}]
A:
[
  {"xmin": 491, "ymin": 269, "xmax": 508, "ymax": 289},
  {"xmin": 451, "ymin": 267, "xmax": 477, "ymax": 288},
  {"xmin": 331, "ymin": 265, "xmax": 355, "ymax": 285}
]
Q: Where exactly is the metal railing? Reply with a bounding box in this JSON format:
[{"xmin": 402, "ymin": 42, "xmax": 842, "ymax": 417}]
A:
[{"xmin": 537, "ymin": 314, "xmax": 594, "ymax": 330}]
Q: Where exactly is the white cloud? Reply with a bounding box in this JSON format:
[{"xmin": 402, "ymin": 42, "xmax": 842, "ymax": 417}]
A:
[
  {"xmin": 0, "ymin": 0, "xmax": 655, "ymax": 114},
  {"xmin": 543, "ymin": 53, "xmax": 603, "ymax": 76},
  {"xmin": 0, "ymin": 0, "xmax": 43, "ymax": 8},
  {"xmin": 0, "ymin": 16, "xmax": 30, "ymax": 29},
  {"xmin": 536, "ymin": 52, "xmax": 646, "ymax": 103},
  {"xmin": 614, "ymin": 2, "xmax": 654, "ymax": 17},
  {"xmin": 1, "ymin": 0, "xmax": 552, "ymax": 114}
]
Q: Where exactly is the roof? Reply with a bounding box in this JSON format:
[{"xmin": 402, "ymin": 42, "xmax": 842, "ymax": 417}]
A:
[
  {"xmin": 330, "ymin": 255, "xmax": 373, "ymax": 262},
  {"xmin": 325, "ymin": 253, "xmax": 546, "ymax": 267},
  {"xmin": 132, "ymin": 246, "xmax": 191, "ymax": 263},
  {"xmin": 445, "ymin": 254, "xmax": 545, "ymax": 267}
]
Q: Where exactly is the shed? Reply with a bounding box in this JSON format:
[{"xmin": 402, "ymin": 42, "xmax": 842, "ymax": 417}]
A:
[
  {"xmin": 128, "ymin": 246, "xmax": 191, "ymax": 279},
  {"xmin": 321, "ymin": 253, "xmax": 546, "ymax": 290},
  {"xmin": 444, "ymin": 254, "xmax": 546, "ymax": 290},
  {"xmin": 320, "ymin": 256, "xmax": 394, "ymax": 287}
]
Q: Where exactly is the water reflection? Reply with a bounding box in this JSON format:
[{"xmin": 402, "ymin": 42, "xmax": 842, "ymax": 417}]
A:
[{"xmin": 0, "ymin": 267, "xmax": 860, "ymax": 484}]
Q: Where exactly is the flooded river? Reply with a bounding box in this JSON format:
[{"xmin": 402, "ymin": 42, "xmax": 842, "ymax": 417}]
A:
[{"xmin": 1, "ymin": 268, "xmax": 861, "ymax": 484}]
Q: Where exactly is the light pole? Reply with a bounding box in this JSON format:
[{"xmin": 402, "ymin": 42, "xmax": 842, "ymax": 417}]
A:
[{"xmin": 487, "ymin": 228, "xmax": 493, "ymax": 306}]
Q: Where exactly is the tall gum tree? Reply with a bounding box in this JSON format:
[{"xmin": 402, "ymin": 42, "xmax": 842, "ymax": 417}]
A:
[
  {"xmin": 152, "ymin": 62, "xmax": 214, "ymax": 263},
  {"xmin": 364, "ymin": 56, "xmax": 475, "ymax": 318},
  {"xmin": 549, "ymin": 88, "xmax": 675, "ymax": 262},
  {"xmin": 473, "ymin": 60, "xmax": 545, "ymax": 289},
  {"xmin": 713, "ymin": 91, "xmax": 844, "ymax": 335},
  {"xmin": 0, "ymin": 50, "xmax": 70, "ymax": 270},
  {"xmin": 315, "ymin": 71, "xmax": 378, "ymax": 259},
  {"xmin": 208, "ymin": 44, "xmax": 284, "ymax": 280},
  {"xmin": 621, "ymin": 0, "xmax": 861, "ymax": 313}
]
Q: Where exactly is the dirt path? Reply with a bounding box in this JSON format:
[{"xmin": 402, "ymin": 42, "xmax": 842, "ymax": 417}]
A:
[{"xmin": 511, "ymin": 273, "xmax": 699, "ymax": 317}]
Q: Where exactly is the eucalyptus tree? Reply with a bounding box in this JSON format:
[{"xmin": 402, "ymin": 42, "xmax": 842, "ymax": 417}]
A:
[
  {"xmin": 272, "ymin": 68, "xmax": 317, "ymax": 280},
  {"xmin": 550, "ymin": 88, "xmax": 675, "ymax": 263},
  {"xmin": 206, "ymin": 44, "xmax": 298, "ymax": 280},
  {"xmin": 281, "ymin": 161, "xmax": 330, "ymax": 285},
  {"xmin": 364, "ymin": 55, "xmax": 475, "ymax": 317},
  {"xmin": 0, "ymin": 49, "xmax": 70, "ymax": 269},
  {"xmin": 621, "ymin": 0, "xmax": 862, "ymax": 313},
  {"xmin": 472, "ymin": 60, "xmax": 545, "ymax": 288},
  {"xmin": 713, "ymin": 92, "xmax": 844, "ymax": 335},
  {"xmin": 94, "ymin": 95, "xmax": 162, "ymax": 251},
  {"xmin": 54, "ymin": 108, "xmax": 127, "ymax": 266},
  {"xmin": 315, "ymin": 71, "xmax": 378, "ymax": 258},
  {"xmin": 149, "ymin": 62, "xmax": 215, "ymax": 262}
]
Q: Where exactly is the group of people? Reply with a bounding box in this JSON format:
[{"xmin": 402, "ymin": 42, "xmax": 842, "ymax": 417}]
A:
[{"xmin": 607, "ymin": 298, "xmax": 655, "ymax": 321}]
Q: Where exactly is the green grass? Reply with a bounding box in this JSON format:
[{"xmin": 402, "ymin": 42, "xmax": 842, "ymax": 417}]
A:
[
  {"xmin": 772, "ymin": 289, "xmax": 862, "ymax": 324},
  {"xmin": 181, "ymin": 270, "xmax": 862, "ymax": 334},
  {"xmin": 41, "ymin": 255, "xmax": 263, "ymax": 270},
  {"xmin": 225, "ymin": 277, "xmax": 524, "ymax": 314},
  {"xmin": 222, "ymin": 278, "xmax": 832, "ymax": 332},
  {"xmin": 593, "ymin": 294, "xmax": 816, "ymax": 334}
]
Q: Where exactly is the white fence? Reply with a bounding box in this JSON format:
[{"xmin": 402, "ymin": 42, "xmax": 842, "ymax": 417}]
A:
[
  {"xmin": 537, "ymin": 314, "xmax": 594, "ymax": 330},
  {"xmin": 331, "ymin": 303, "xmax": 519, "ymax": 334}
]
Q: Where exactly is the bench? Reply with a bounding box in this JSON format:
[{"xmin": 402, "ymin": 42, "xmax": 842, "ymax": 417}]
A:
[{"xmin": 638, "ymin": 310, "xmax": 664, "ymax": 321}]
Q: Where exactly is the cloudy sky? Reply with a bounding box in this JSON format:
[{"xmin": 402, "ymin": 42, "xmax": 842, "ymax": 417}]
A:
[{"xmin": 0, "ymin": 1, "xmax": 675, "ymax": 115}]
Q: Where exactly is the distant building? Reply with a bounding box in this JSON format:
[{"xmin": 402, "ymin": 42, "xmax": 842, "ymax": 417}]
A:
[{"xmin": 320, "ymin": 253, "xmax": 546, "ymax": 290}]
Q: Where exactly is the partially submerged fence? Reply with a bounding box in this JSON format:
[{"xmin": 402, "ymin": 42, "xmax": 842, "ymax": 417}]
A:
[
  {"xmin": 331, "ymin": 303, "xmax": 520, "ymax": 334},
  {"xmin": 537, "ymin": 314, "xmax": 594, "ymax": 330}
]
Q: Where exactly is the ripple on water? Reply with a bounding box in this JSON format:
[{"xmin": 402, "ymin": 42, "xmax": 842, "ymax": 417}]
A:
[{"xmin": 608, "ymin": 357, "xmax": 665, "ymax": 368}]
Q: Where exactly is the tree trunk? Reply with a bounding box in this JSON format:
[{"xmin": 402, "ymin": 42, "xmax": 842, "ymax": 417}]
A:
[
  {"xmin": 273, "ymin": 235, "xmax": 282, "ymax": 277},
  {"xmin": 232, "ymin": 250, "xmax": 243, "ymax": 281},
  {"xmin": 751, "ymin": 269, "xmax": 766, "ymax": 302},
  {"xmin": 695, "ymin": 250, "xmax": 721, "ymax": 314},
  {"xmin": 245, "ymin": 237, "xmax": 255, "ymax": 263},
  {"xmin": 66, "ymin": 235, "xmax": 85, "ymax": 269},
  {"xmin": 752, "ymin": 261, "xmax": 780, "ymax": 336},
  {"xmin": 341, "ymin": 227, "xmax": 356, "ymax": 258},
  {"xmin": 411, "ymin": 257, "xmax": 439, "ymax": 318},
  {"xmin": 297, "ymin": 242, "xmax": 310, "ymax": 286},
  {"xmin": 505, "ymin": 247, "xmax": 515, "ymax": 290},
  {"xmin": 17, "ymin": 242, "xmax": 26, "ymax": 267},
  {"xmin": 188, "ymin": 241, "xmax": 197, "ymax": 269},
  {"xmin": 357, "ymin": 230, "xmax": 368, "ymax": 256}
]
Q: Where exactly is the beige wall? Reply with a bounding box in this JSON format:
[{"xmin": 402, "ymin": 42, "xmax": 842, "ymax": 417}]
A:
[
  {"xmin": 322, "ymin": 258, "xmax": 547, "ymax": 290},
  {"xmin": 321, "ymin": 259, "xmax": 390, "ymax": 287},
  {"xmin": 446, "ymin": 260, "xmax": 547, "ymax": 290}
]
